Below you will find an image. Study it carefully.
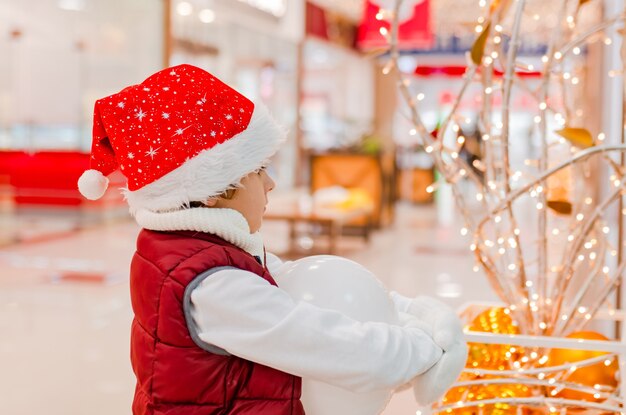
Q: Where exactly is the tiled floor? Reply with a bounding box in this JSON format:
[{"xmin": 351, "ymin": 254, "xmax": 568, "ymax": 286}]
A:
[{"xmin": 0, "ymin": 202, "xmax": 498, "ymax": 415}]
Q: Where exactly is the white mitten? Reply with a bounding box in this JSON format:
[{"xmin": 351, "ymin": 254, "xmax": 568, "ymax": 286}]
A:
[
  {"xmin": 412, "ymin": 340, "xmax": 468, "ymax": 406},
  {"xmin": 407, "ymin": 296, "xmax": 464, "ymax": 351}
]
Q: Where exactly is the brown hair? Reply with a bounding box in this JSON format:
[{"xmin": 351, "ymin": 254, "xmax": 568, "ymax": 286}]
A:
[{"xmin": 188, "ymin": 188, "xmax": 237, "ymax": 208}]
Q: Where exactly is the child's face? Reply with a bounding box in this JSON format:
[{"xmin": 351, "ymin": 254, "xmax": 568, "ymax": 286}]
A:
[{"xmin": 212, "ymin": 169, "xmax": 275, "ymax": 233}]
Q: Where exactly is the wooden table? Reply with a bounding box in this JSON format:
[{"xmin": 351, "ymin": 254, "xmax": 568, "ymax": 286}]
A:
[{"xmin": 263, "ymin": 191, "xmax": 373, "ymax": 255}]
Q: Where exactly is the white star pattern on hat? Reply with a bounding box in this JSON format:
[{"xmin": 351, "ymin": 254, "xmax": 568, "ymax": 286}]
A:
[
  {"xmin": 145, "ymin": 147, "xmax": 159, "ymax": 159},
  {"xmin": 135, "ymin": 109, "xmax": 147, "ymax": 121}
]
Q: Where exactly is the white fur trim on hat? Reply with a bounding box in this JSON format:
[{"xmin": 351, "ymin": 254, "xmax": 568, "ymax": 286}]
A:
[
  {"xmin": 123, "ymin": 103, "xmax": 285, "ymax": 215},
  {"xmin": 78, "ymin": 169, "xmax": 109, "ymax": 200}
]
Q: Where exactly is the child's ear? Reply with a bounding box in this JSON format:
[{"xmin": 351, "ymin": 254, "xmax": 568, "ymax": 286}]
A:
[{"xmin": 203, "ymin": 198, "xmax": 218, "ymax": 207}]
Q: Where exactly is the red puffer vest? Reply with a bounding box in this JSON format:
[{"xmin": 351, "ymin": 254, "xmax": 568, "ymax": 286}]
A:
[{"xmin": 130, "ymin": 229, "xmax": 304, "ymax": 415}]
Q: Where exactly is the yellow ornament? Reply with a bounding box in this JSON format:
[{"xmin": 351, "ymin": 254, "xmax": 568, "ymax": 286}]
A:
[
  {"xmin": 467, "ymin": 307, "xmax": 523, "ymax": 370},
  {"xmin": 441, "ymin": 375, "xmax": 532, "ymax": 415},
  {"xmin": 547, "ymin": 331, "xmax": 618, "ymax": 402}
]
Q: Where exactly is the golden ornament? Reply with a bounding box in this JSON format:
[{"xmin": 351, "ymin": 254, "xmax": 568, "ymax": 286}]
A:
[
  {"xmin": 467, "ymin": 307, "xmax": 523, "ymax": 370},
  {"xmin": 547, "ymin": 331, "xmax": 619, "ymax": 402},
  {"xmin": 441, "ymin": 375, "xmax": 532, "ymax": 415}
]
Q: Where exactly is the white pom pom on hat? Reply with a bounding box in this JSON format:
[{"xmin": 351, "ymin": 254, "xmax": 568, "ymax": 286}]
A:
[{"xmin": 78, "ymin": 169, "xmax": 109, "ymax": 200}]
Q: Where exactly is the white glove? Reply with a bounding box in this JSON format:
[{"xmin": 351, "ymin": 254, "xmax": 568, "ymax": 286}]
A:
[
  {"xmin": 394, "ymin": 312, "xmax": 439, "ymax": 392},
  {"xmin": 412, "ymin": 340, "xmax": 467, "ymax": 406},
  {"xmin": 406, "ymin": 296, "xmax": 467, "ymax": 405},
  {"xmin": 407, "ymin": 296, "xmax": 464, "ymax": 351}
]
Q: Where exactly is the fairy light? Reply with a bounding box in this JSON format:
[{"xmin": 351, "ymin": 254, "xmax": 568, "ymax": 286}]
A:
[
  {"xmin": 584, "ymin": 242, "xmax": 592, "ymax": 249},
  {"xmin": 426, "ymin": 185, "xmax": 436, "ymax": 193},
  {"xmin": 539, "ymin": 322, "xmax": 547, "ymax": 330},
  {"xmin": 417, "ymin": 93, "xmax": 425, "ymax": 101},
  {"xmin": 495, "ymin": 215, "xmax": 502, "ymax": 223},
  {"xmin": 478, "ymin": 16, "xmax": 485, "ymax": 23},
  {"xmin": 554, "ymin": 51, "xmax": 563, "ymax": 60},
  {"xmin": 541, "ymin": 55, "xmax": 549, "ymax": 63},
  {"xmin": 567, "ymin": 234, "xmax": 574, "ymax": 242},
  {"xmin": 497, "ymin": 237, "xmax": 504, "ymax": 245},
  {"xmin": 552, "ymin": 229, "xmax": 560, "ymax": 235},
  {"xmin": 473, "ymin": 265, "xmax": 480, "ymax": 272},
  {"xmin": 577, "ymin": 254, "xmax": 585, "ymax": 261},
  {"xmin": 460, "ymin": 227, "xmax": 468, "ymax": 236},
  {"xmin": 498, "ymin": 247, "xmax": 506, "ymax": 255},
  {"xmin": 525, "ymin": 281, "xmax": 533, "ymax": 288},
  {"xmin": 578, "ymin": 306, "xmax": 587, "ymax": 313},
  {"xmin": 476, "ymin": 193, "xmax": 484, "ymax": 201},
  {"xmin": 539, "ymin": 102, "xmax": 547, "ymax": 110},
  {"xmin": 508, "ymin": 263, "xmax": 516, "ymax": 271},
  {"xmin": 409, "ymin": 128, "xmax": 417, "ymax": 136},
  {"xmin": 571, "ymin": 77, "xmax": 580, "ymax": 85},
  {"xmin": 425, "ymin": 146, "xmax": 433, "ymax": 153},
  {"xmin": 603, "ymin": 266, "xmax": 610, "ymax": 274},
  {"xmin": 493, "ymin": 36, "xmax": 501, "ymax": 44},
  {"xmin": 534, "ymin": 115, "xmax": 542, "ymax": 124},
  {"xmin": 490, "ymin": 51, "xmax": 499, "ymax": 59},
  {"xmin": 470, "ymin": 243, "xmax": 477, "ymax": 251},
  {"xmin": 485, "ymin": 87, "xmax": 493, "ymax": 95},
  {"xmin": 514, "ymin": 228, "xmax": 520, "ymax": 236},
  {"xmin": 375, "ymin": 11, "xmax": 384, "ymax": 20},
  {"xmin": 566, "ymin": 15, "xmax": 574, "ymax": 24},
  {"xmin": 475, "ymin": 25, "xmax": 484, "ymax": 33},
  {"xmin": 479, "ymin": 0, "xmax": 486, "ymax": 6},
  {"xmin": 451, "ymin": 152, "xmax": 459, "ymax": 159},
  {"xmin": 563, "ymin": 72, "xmax": 571, "ymax": 80},
  {"xmin": 573, "ymin": 47, "xmax": 581, "ymax": 55},
  {"xmin": 605, "ymin": 37, "xmax": 613, "ymax": 45},
  {"xmin": 482, "ymin": 134, "xmax": 490, "ymax": 141},
  {"xmin": 590, "ymin": 252, "xmax": 597, "ymax": 260},
  {"xmin": 459, "ymin": 169, "xmax": 467, "ymax": 177},
  {"xmin": 576, "ymin": 213, "xmax": 584, "ymax": 221},
  {"xmin": 508, "ymin": 238, "xmax": 517, "ymax": 248},
  {"xmin": 585, "ymin": 197, "xmax": 593, "ymax": 204},
  {"xmin": 382, "ymin": 62, "xmax": 393, "ymax": 75},
  {"xmin": 605, "ymin": 359, "xmax": 613, "ymax": 366},
  {"xmin": 457, "ymin": 135, "xmax": 466, "ymax": 144},
  {"xmin": 598, "ymin": 132, "xmax": 606, "ymax": 141},
  {"xmin": 537, "ymin": 202, "xmax": 544, "ymax": 210}
]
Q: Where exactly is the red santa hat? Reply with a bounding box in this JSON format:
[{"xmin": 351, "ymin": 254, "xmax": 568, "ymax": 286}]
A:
[{"xmin": 77, "ymin": 64, "xmax": 285, "ymax": 214}]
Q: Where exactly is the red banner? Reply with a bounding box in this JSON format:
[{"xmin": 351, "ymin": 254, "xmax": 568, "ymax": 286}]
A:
[{"xmin": 357, "ymin": 0, "xmax": 432, "ymax": 51}]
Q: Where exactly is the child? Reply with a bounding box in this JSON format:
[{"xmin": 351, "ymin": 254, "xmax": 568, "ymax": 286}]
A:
[{"xmin": 78, "ymin": 64, "xmax": 467, "ymax": 415}]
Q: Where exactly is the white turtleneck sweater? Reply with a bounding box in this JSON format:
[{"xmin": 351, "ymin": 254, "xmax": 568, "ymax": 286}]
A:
[{"xmin": 135, "ymin": 207, "xmax": 442, "ymax": 393}]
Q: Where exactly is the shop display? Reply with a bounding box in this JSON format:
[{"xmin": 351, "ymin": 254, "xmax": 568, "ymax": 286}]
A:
[{"xmin": 379, "ymin": 0, "xmax": 626, "ymax": 413}]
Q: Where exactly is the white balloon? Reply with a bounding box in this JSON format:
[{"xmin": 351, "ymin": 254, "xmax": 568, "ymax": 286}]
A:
[{"xmin": 274, "ymin": 255, "xmax": 398, "ymax": 415}]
